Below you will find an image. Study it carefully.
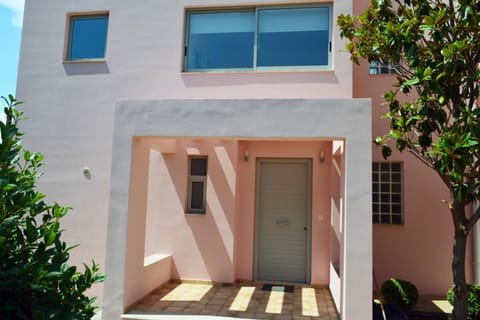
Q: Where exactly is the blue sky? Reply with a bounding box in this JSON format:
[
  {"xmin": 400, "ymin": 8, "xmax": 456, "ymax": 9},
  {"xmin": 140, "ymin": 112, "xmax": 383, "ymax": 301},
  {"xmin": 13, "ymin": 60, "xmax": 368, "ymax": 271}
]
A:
[{"xmin": 0, "ymin": 0, "xmax": 24, "ymax": 97}]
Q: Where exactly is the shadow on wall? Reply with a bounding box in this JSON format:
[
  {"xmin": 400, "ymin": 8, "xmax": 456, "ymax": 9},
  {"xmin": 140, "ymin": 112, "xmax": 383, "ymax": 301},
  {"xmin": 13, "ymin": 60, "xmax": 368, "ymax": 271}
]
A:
[
  {"xmin": 330, "ymin": 146, "xmax": 343, "ymax": 276},
  {"xmin": 145, "ymin": 139, "xmax": 238, "ymax": 282},
  {"xmin": 208, "ymin": 144, "xmax": 236, "ymax": 230},
  {"xmin": 181, "ymin": 71, "xmax": 339, "ymax": 87},
  {"xmin": 63, "ymin": 62, "xmax": 110, "ymax": 75},
  {"xmin": 186, "ymin": 203, "xmax": 234, "ymax": 281}
]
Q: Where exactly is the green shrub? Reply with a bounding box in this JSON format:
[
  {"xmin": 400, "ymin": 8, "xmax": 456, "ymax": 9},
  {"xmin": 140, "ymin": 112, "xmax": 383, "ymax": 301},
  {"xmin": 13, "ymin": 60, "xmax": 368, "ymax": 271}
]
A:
[
  {"xmin": 381, "ymin": 278, "xmax": 419, "ymax": 311},
  {"xmin": 447, "ymin": 284, "xmax": 480, "ymax": 320}
]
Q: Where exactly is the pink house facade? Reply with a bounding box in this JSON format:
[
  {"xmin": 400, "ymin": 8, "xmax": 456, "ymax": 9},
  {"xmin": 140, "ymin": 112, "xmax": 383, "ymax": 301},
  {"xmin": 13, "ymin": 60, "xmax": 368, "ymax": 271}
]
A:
[{"xmin": 15, "ymin": 0, "xmax": 478, "ymax": 319}]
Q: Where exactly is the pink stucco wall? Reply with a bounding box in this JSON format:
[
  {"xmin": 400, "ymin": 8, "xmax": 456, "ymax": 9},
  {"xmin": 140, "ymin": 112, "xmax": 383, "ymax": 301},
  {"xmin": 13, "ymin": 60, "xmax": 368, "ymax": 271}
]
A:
[
  {"xmin": 354, "ymin": 58, "xmax": 473, "ymax": 294},
  {"xmin": 352, "ymin": 0, "xmax": 474, "ymax": 292},
  {"xmin": 124, "ymin": 138, "xmax": 175, "ymax": 307},
  {"xmin": 140, "ymin": 139, "xmax": 238, "ymax": 283}
]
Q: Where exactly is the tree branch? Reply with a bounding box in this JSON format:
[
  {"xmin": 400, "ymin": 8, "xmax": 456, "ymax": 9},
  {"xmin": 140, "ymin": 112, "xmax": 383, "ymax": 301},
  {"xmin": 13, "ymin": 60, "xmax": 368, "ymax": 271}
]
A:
[
  {"xmin": 393, "ymin": 59, "xmax": 416, "ymax": 79},
  {"xmin": 407, "ymin": 146, "xmax": 435, "ymax": 170},
  {"xmin": 407, "ymin": 146, "xmax": 454, "ymax": 193},
  {"xmin": 448, "ymin": 0, "xmax": 456, "ymax": 33}
]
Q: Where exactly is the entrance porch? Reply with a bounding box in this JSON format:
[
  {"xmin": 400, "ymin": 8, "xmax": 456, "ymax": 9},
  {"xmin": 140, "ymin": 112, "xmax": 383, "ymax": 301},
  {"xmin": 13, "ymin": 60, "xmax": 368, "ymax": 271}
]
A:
[
  {"xmin": 124, "ymin": 282, "xmax": 339, "ymax": 320},
  {"xmin": 103, "ymin": 99, "xmax": 372, "ymax": 320}
]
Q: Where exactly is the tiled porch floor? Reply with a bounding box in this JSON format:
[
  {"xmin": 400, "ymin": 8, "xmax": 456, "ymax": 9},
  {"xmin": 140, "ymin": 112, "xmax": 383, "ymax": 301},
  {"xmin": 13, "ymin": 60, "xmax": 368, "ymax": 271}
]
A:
[{"xmin": 124, "ymin": 282, "xmax": 340, "ymax": 320}]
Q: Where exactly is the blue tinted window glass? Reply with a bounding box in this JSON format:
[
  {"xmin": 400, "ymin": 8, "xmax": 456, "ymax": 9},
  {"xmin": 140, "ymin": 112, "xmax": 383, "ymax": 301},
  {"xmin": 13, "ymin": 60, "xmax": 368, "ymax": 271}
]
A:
[
  {"xmin": 257, "ymin": 7, "xmax": 329, "ymax": 67},
  {"xmin": 68, "ymin": 15, "xmax": 108, "ymax": 60},
  {"xmin": 187, "ymin": 12, "xmax": 254, "ymax": 70}
]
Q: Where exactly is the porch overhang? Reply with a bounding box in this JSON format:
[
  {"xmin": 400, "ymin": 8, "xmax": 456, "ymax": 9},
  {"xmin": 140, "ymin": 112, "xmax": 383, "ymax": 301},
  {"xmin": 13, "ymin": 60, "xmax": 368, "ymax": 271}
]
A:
[{"xmin": 103, "ymin": 98, "xmax": 372, "ymax": 320}]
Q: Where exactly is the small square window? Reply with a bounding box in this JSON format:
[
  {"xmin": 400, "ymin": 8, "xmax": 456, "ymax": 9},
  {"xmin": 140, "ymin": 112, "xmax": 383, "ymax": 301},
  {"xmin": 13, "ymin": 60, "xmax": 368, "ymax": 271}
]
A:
[
  {"xmin": 380, "ymin": 203, "xmax": 390, "ymax": 213},
  {"xmin": 380, "ymin": 183, "xmax": 390, "ymax": 193},
  {"xmin": 380, "ymin": 214, "xmax": 391, "ymax": 224},
  {"xmin": 372, "ymin": 162, "xmax": 403, "ymax": 225},
  {"xmin": 187, "ymin": 157, "xmax": 208, "ymax": 214},
  {"xmin": 66, "ymin": 14, "xmax": 109, "ymax": 61},
  {"xmin": 190, "ymin": 158, "xmax": 208, "ymax": 176}
]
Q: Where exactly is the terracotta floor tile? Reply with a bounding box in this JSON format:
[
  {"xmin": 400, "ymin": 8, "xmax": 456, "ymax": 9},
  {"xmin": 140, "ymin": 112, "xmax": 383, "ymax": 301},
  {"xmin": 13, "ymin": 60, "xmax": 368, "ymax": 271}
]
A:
[
  {"xmin": 162, "ymin": 306, "xmax": 185, "ymax": 313},
  {"xmin": 183, "ymin": 306, "xmax": 204, "ymax": 313},
  {"xmin": 150, "ymin": 301, "xmax": 172, "ymax": 310},
  {"xmin": 125, "ymin": 282, "xmax": 340, "ymax": 319},
  {"xmin": 255, "ymin": 312, "xmax": 275, "ymax": 319}
]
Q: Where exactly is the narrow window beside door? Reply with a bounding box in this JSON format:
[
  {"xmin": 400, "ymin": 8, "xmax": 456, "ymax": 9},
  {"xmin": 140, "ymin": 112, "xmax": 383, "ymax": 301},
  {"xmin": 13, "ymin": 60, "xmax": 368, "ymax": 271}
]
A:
[{"xmin": 186, "ymin": 157, "xmax": 208, "ymax": 214}]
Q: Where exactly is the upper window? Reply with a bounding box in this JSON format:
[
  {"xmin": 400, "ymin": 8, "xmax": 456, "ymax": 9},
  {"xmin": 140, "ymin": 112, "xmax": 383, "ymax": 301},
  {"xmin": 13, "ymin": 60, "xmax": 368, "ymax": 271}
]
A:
[
  {"xmin": 372, "ymin": 162, "xmax": 403, "ymax": 225},
  {"xmin": 185, "ymin": 6, "xmax": 331, "ymax": 71},
  {"xmin": 66, "ymin": 14, "xmax": 109, "ymax": 61}
]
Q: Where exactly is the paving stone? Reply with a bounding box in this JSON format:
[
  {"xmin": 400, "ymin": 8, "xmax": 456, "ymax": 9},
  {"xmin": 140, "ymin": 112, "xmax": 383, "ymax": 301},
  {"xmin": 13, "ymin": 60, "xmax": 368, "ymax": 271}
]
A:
[
  {"xmin": 292, "ymin": 315, "xmax": 312, "ymax": 320},
  {"xmin": 282, "ymin": 304, "xmax": 293, "ymax": 312},
  {"xmin": 163, "ymin": 306, "xmax": 185, "ymax": 313},
  {"xmin": 237, "ymin": 312, "xmax": 256, "ymax": 319},
  {"xmin": 206, "ymin": 299, "xmax": 225, "ymax": 306},
  {"xmin": 183, "ymin": 306, "xmax": 204, "ymax": 313},
  {"xmin": 217, "ymin": 309, "xmax": 240, "ymax": 317},
  {"xmin": 255, "ymin": 312, "xmax": 275, "ymax": 319},
  {"xmin": 124, "ymin": 282, "xmax": 340, "ymax": 319},
  {"xmin": 150, "ymin": 301, "xmax": 172, "ymax": 310}
]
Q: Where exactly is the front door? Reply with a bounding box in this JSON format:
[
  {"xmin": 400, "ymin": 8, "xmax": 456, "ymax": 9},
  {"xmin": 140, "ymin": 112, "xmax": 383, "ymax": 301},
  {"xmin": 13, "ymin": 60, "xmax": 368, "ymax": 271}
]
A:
[{"xmin": 255, "ymin": 159, "xmax": 311, "ymax": 283}]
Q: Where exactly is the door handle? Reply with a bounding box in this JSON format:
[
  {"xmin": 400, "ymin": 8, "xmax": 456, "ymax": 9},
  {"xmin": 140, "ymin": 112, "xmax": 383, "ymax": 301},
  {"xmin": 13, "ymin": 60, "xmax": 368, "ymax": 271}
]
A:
[{"xmin": 276, "ymin": 220, "xmax": 289, "ymax": 227}]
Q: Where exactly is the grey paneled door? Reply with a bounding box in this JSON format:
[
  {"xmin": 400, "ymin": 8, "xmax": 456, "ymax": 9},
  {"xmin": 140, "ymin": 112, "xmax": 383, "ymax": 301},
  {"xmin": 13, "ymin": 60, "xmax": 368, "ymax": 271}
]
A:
[{"xmin": 255, "ymin": 159, "xmax": 311, "ymax": 283}]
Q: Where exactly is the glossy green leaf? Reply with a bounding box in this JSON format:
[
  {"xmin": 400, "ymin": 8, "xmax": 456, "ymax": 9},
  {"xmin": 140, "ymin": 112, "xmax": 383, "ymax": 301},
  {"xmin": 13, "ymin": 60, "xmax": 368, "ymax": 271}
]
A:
[{"xmin": 382, "ymin": 145, "xmax": 392, "ymax": 159}]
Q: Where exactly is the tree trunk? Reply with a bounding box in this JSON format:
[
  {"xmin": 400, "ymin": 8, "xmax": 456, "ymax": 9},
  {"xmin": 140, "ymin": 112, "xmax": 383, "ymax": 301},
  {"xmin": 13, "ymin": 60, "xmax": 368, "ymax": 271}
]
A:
[
  {"xmin": 452, "ymin": 202, "xmax": 468, "ymax": 320},
  {"xmin": 20, "ymin": 288, "xmax": 33, "ymax": 320}
]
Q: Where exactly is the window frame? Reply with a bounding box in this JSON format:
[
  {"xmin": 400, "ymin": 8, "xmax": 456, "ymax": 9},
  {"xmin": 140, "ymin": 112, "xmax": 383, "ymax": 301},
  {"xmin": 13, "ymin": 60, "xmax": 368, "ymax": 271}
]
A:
[
  {"xmin": 372, "ymin": 162, "xmax": 403, "ymax": 225},
  {"xmin": 186, "ymin": 156, "xmax": 208, "ymax": 214},
  {"xmin": 183, "ymin": 4, "xmax": 333, "ymax": 72},
  {"xmin": 369, "ymin": 61, "xmax": 396, "ymax": 75},
  {"xmin": 64, "ymin": 12, "xmax": 109, "ymax": 62}
]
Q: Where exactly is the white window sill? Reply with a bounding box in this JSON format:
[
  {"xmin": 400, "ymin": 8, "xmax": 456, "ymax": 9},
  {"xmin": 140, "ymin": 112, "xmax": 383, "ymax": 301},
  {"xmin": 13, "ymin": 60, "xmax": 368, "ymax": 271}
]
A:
[
  {"xmin": 63, "ymin": 59, "xmax": 107, "ymax": 64},
  {"xmin": 181, "ymin": 69, "xmax": 335, "ymax": 76}
]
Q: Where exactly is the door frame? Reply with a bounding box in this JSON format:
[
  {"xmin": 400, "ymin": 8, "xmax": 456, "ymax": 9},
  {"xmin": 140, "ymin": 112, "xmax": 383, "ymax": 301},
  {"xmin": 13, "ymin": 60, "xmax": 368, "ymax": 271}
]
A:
[{"xmin": 253, "ymin": 158, "xmax": 312, "ymax": 283}]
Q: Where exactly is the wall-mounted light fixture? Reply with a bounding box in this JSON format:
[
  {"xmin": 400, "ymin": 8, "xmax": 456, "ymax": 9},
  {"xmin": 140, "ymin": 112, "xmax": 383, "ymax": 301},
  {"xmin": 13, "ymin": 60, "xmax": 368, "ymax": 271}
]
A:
[
  {"xmin": 244, "ymin": 149, "xmax": 249, "ymax": 162},
  {"xmin": 319, "ymin": 150, "xmax": 325, "ymax": 163}
]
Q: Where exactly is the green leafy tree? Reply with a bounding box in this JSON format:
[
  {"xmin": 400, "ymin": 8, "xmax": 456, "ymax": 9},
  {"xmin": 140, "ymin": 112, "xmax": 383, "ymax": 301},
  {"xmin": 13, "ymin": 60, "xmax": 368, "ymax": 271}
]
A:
[
  {"xmin": 0, "ymin": 95, "xmax": 105, "ymax": 319},
  {"xmin": 338, "ymin": 1, "xmax": 480, "ymax": 318}
]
